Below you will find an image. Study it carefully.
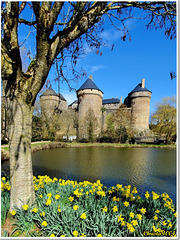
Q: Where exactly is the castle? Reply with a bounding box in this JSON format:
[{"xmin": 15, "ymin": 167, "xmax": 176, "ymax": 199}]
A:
[{"xmin": 40, "ymin": 76, "xmax": 152, "ymax": 140}]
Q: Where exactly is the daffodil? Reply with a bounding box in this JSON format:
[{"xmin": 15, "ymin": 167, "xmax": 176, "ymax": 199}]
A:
[
  {"xmin": 42, "ymin": 221, "xmax": 47, "ymax": 227},
  {"xmin": 55, "ymin": 194, "xmax": 60, "ymax": 200},
  {"xmin": 46, "ymin": 198, "xmax": 51, "ymax": 206},
  {"xmin": 127, "ymin": 223, "xmax": 135, "ymax": 233},
  {"xmin": 102, "ymin": 206, "xmax": 108, "ymax": 212},
  {"xmin": 132, "ymin": 187, "xmax": 138, "ymax": 194},
  {"xmin": 113, "ymin": 196, "xmax": 117, "ymax": 201},
  {"xmin": 145, "ymin": 191, "xmax": 150, "ymax": 199},
  {"xmin": 69, "ymin": 196, "xmax": 74, "ymax": 202},
  {"xmin": 152, "ymin": 191, "xmax": 160, "ymax": 200},
  {"xmin": 73, "ymin": 205, "xmax": 79, "ymax": 211},
  {"xmin": 22, "ymin": 204, "xmax": 29, "ymax": 211},
  {"xmin": 121, "ymin": 221, "xmax": 126, "ymax": 226},
  {"xmin": 131, "ymin": 220, "xmax": 138, "ymax": 226},
  {"xmin": 154, "ymin": 215, "xmax": 158, "ymax": 221},
  {"xmin": 112, "ymin": 206, "xmax": 118, "ymax": 212},
  {"xmin": 10, "ymin": 210, "xmax": 16, "ymax": 216},
  {"xmin": 123, "ymin": 201, "xmax": 129, "ymax": 207},
  {"xmin": 140, "ymin": 207, "xmax": 146, "ymax": 214},
  {"xmin": 32, "ymin": 208, "xmax": 38, "ymax": 213},
  {"xmin": 80, "ymin": 213, "xmax": 87, "ymax": 219},
  {"xmin": 73, "ymin": 230, "xmax": 78, "ymax": 237},
  {"xmin": 97, "ymin": 234, "xmax": 103, "ymax": 237},
  {"xmin": 81, "ymin": 233, "xmax": 86, "ymax": 237},
  {"xmin": 162, "ymin": 221, "xmax": 167, "ymax": 226},
  {"xmin": 129, "ymin": 212, "xmax": 135, "ymax": 218},
  {"xmin": 136, "ymin": 214, "xmax": 142, "ymax": 220},
  {"xmin": 47, "ymin": 193, "xmax": 52, "ymax": 198},
  {"xmin": 117, "ymin": 215, "xmax": 124, "ymax": 222},
  {"xmin": 40, "ymin": 211, "xmax": 46, "ymax": 217},
  {"xmin": 50, "ymin": 234, "xmax": 55, "ymax": 237}
]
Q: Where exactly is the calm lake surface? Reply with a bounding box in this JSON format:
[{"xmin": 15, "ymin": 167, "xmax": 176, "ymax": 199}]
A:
[{"xmin": 31, "ymin": 147, "xmax": 176, "ymax": 202}]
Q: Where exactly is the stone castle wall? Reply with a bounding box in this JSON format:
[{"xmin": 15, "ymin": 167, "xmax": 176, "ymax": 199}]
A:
[
  {"xmin": 129, "ymin": 91, "xmax": 151, "ymax": 131},
  {"xmin": 77, "ymin": 89, "xmax": 103, "ymax": 138},
  {"xmin": 56, "ymin": 109, "xmax": 77, "ymax": 138},
  {"xmin": 40, "ymin": 95, "xmax": 60, "ymax": 119},
  {"xmin": 103, "ymin": 103, "xmax": 120, "ymax": 110}
]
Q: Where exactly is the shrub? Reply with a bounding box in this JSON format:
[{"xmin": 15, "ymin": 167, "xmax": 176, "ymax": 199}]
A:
[{"xmin": 78, "ymin": 138, "xmax": 88, "ymax": 143}]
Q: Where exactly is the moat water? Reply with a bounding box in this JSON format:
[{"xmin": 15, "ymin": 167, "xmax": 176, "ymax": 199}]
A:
[
  {"xmin": 31, "ymin": 147, "xmax": 176, "ymax": 202},
  {"xmin": 2, "ymin": 147, "xmax": 176, "ymax": 202}
]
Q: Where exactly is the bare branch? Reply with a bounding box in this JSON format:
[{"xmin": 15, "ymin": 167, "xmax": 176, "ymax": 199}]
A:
[
  {"xmin": 18, "ymin": 18, "xmax": 36, "ymax": 26},
  {"xmin": 19, "ymin": 2, "xmax": 26, "ymax": 15}
]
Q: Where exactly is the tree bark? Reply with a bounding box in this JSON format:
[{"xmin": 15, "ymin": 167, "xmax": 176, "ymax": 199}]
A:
[{"xmin": 7, "ymin": 96, "xmax": 35, "ymax": 210}]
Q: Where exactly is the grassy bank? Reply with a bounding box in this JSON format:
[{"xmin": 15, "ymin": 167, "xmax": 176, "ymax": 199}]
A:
[
  {"xmin": 1, "ymin": 141, "xmax": 176, "ymax": 162},
  {"xmin": 1, "ymin": 176, "xmax": 177, "ymax": 237},
  {"xmin": 65, "ymin": 142, "xmax": 176, "ymax": 149},
  {"xmin": 1, "ymin": 142, "xmax": 66, "ymax": 162}
]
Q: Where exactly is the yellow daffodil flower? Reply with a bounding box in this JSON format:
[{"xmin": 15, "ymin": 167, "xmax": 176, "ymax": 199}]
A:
[
  {"xmin": 73, "ymin": 230, "xmax": 78, "ymax": 237},
  {"xmin": 123, "ymin": 201, "xmax": 129, "ymax": 207},
  {"xmin": 140, "ymin": 208, "xmax": 146, "ymax": 214},
  {"xmin": 97, "ymin": 234, "xmax": 103, "ymax": 237},
  {"xmin": 42, "ymin": 221, "xmax": 48, "ymax": 227},
  {"xmin": 22, "ymin": 204, "xmax": 29, "ymax": 211},
  {"xmin": 73, "ymin": 205, "xmax": 79, "ymax": 211},
  {"xmin": 112, "ymin": 206, "xmax": 118, "ymax": 212},
  {"xmin": 55, "ymin": 194, "xmax": 60, "ymax": 200},
  {"xmin": 80, "ymin": 213, "xmax": 87, "ymax": 219},
  {"xmin": 10, "ymin": 210, "xmax": 16, "ymax": 216}
]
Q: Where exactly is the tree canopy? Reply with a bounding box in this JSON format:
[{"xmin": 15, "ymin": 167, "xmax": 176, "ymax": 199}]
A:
[{"xmin": 150, "ymin": 96, "xmax": 176, "ymax": 143}]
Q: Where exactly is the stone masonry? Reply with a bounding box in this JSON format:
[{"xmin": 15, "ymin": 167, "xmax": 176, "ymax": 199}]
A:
[{"xmin": 40, "ymin": 76, "xmax": 152, "ymax": 139}]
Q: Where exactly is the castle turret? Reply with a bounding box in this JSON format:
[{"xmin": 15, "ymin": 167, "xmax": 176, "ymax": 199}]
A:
[
  {"xmin": 127, "ymin": 78, "xmax": 152, "ymax": 132},
  {"xmin": 40, "ymin": 87, "xmax": 68, "ymax": 120},
  {"xmin": 77, "ymin": 76, "xmax": 103, "ymax": 139}
]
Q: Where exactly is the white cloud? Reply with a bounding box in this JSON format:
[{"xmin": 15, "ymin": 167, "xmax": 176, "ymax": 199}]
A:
[
  {"xmin": 101, "ymin": 29, "xmax": 122, "ymax": 43},
  {"xmin": 90, "ymin": 64, "xmax": 106, "ymax": 73},
  {"xmin": 84, "ymin": 64, "xmax": 107, "ymax": 74}
]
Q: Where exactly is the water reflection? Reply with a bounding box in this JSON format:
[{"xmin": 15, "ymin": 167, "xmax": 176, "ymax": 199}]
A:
[{"xmin": 31, "ymin": 147, "xmax": 176, "ymax": 201}]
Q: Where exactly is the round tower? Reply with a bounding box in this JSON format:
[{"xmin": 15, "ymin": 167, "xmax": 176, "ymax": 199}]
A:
[
  {"xmin": 77, "ymin": 75, "xmax": 103, "ymax": 139},
  {"xmin": 128, "ymin": 78, "xmax": 152, "ymax": 132},
  {"xmin": 40, "ymin": 87, "xmax": 68, "ymax": 120}
]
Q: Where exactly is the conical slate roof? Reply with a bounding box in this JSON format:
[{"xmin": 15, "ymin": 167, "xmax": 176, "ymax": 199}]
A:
[
  {"xmin": 41, "ymin": 87, "xmax": 58, "ymax": 97},
  {"xmin": 41, "ymin": 87, "xmax": 67, "ymax": 101},
  {"xmin": 77, "ymin": 78, "xmax": 103, "ymax": 93},
  {"xmin": 130, "ymin": 83, "xmax": 151, "ymax": 94}
]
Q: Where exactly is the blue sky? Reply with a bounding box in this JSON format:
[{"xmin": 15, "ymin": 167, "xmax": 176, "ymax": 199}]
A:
[
  {"xmin": 18, "ymin": 3, "xmax": 177, "ymax": 114},
  {"xmin": 49, "ymin": 13, "xmax": 176, "ymax": 114}
]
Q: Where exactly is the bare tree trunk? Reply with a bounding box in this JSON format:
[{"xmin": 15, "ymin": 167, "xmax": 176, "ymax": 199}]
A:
[{"xmin": 7, "ymin": 97, "xmax": 35, "ymax": 210}]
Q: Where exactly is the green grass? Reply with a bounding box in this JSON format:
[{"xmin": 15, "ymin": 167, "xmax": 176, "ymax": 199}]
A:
[{"xmin": 1, "ymin": 146, "xmax": 9, "ymax": 151}]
